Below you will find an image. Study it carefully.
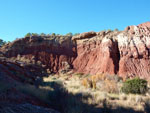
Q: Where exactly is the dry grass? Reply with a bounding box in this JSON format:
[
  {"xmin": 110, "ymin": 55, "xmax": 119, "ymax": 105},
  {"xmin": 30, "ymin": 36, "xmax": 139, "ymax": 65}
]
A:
[
  {"xmin": 42, "ymin": 74, "xmax": 150, "ymax": 112},
  {"xmin": 14, "ymin": 73, "xmax": 150, "ymax": 113},
  {"xmin": 102, "ymin": 79, "xmax": 119, "ymax": 93},
  {"xmin": 81, "ymin": 73, "xmax": 122, "ymax": 93}
]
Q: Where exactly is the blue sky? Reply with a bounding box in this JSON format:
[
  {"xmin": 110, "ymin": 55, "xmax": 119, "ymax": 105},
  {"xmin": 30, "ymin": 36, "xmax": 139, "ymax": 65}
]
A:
[{"xmin": 0, "ymin": 0, "xmax": 150, "ymax": 41}]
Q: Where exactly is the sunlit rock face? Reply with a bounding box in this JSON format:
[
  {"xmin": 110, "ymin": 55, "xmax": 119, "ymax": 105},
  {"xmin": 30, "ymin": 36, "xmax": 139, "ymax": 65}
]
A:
[
  {"xmin": 118, "ymin": 22, "xmax": 150, "ymax": 79},
  {"xmin": 1, "ymin": 22, "xmax": 150, "ymax": 79},
  {"xmin": 72, "ymin": 31, "xmax": 120, "ymax": 75}
]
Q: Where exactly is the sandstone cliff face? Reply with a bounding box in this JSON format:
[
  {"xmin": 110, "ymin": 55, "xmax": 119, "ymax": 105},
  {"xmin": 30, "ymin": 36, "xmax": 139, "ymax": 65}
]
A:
[
  {"xmin": 72, "ymin": 31, "xmax": 120, "ymax": 75},
  {"xmin": 118, "ymin": 22, "xmax": 150, "ymax": 78},
  {"xmin": 1, "ymin": 22, "xmax": 150, "ymax": 79},
  {"xmin": 0, "ymin": 36, "xmax": 77, "ymax": 73}
]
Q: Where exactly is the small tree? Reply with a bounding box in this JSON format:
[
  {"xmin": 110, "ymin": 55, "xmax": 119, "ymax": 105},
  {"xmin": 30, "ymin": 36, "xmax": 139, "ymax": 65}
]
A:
[
  {"xmin": 32, "ymin": 33, "xmax": 39, "ymax": 36},
  {"xmin": 40, "ymin": 33, "xmax": 46, "ymax": 36},
  {"xmin": 66, "ymin": 32, "xmax": 73, "ymax": 36},
  {"xmin": 114, "ymin": 28, "xmax": 119, "ymax": 31},
  {"xmin": 107, "ymin": 29, "xmax": 112, "ymax": 32},
  {"xmin": 51, "ymin": 33, "xmax": 56, "ymax": 36},
  {"xmin": 0, "ymin": 39, "xmax": 6, "ymax": 46},
  {"xmin": 25, "ymin": 33, "xmax": 32, "ymax": 37},
  {"xmin": 121, "ymin": 78, "xmax": 147, "ymax": 94},
  {"xmin": 47, "ymin": 33, "xmax": 51, "ymax": 36},
  {"xmin": 74, "ymin": 33, "xmax": 80, "ymax": 36}
]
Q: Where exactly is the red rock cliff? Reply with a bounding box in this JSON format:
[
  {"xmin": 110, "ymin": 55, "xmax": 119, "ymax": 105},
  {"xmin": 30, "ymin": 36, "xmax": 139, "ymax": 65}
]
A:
[
  {"xmin": 118, "ymin": 22, "xmax": 150, "ymax": 79},
  {"xmin": 0, "ymin": 36, "xmax": 77, "ymax": 73},
  {"xmin": 1, "ymin": 22, "xmax": 150, "ymax": 79}
]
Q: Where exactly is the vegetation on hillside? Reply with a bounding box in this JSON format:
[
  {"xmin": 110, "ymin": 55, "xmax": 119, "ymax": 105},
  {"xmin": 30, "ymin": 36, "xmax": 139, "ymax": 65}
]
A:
[
  {"xmin": 24, "ymin": 32, "xmax": 80, "ymax": 37},
  {"xmin": 0, "ymin": 39, "xmax": 6, "ymax": 46},
  {"xmin": 40, "ymin": 74, "xmax": 150, "ymax": 113},
  {"xmin": 1, "ymin": 61, "xmax": 150, "ymax": 113}
]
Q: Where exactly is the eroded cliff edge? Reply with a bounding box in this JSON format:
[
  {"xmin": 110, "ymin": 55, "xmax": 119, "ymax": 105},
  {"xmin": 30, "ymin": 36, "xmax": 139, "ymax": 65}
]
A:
[{"xmin": 1, "ymin": 22, "xmax": 150, "ymax": 79}]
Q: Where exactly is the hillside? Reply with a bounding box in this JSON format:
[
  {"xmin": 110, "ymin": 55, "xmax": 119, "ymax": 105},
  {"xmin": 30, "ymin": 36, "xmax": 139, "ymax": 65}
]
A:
[{"xmin": 1, "ymin": 22, "xmax": 150, "ymax": 113}]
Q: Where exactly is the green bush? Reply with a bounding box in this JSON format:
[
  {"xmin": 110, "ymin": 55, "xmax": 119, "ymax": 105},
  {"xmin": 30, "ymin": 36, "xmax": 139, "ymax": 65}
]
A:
[
  {"xmin": 32, "ymin": 33, "xmax": 39, "ymax": 36},
  {"xmin": 40, "ymin": 33, "xmax": 46, "ymax": 36},
  {"xmin": 25, "ymin": 33, "xmax": 32, "ymax": 37},
  {"xmin": 74, "ymin": 33, "xmax": 80, "ymax": 36},
  {"xmin": 66, "ymin": 32, "xmax": 73, "ymax": 36},
  {"xmin": 121, "ymin": 78, "xmax": 147, "ymax": 94},
  {"xmin": 51, "ymin": 33, "xmax": 56, "ymax": 36},
  {"xmin": 0, "ymin": 39, "xmax": 6, "ymax": 46},
  {"xmin": 114, "ymin": 28, "xmax": 119, "ymax": 31},
  {"xmin": 25, "ymin": 33, "xmax": 39, "ymax": 37}
]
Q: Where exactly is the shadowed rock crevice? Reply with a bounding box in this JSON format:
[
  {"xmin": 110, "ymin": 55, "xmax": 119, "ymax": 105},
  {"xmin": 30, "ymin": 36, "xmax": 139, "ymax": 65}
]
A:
[{"xmin": 110, "ymin": 40, "xmax": 120, "ymax": 74}]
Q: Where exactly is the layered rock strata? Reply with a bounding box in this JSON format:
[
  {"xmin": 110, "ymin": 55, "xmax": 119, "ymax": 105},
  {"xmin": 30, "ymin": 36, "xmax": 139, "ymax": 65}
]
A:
[{"xmin": 1, "ymin": 22, "xmax": 150, "ymax": 79}]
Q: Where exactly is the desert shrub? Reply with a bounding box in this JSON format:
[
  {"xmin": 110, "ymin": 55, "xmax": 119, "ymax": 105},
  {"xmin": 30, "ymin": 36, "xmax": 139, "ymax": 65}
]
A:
[
  {"xmin": 66, "ymin": 32, "xmax": 73, "ymax": 36},
  {"xmin": 114, "ymin": 28, "xmax": 119, "ymax": 31},
  {"xmin": 0, "ymin": 39, "xmax": 6, "ymax": 46},
  {"xmin": 121, "ymin": 78, "xmax": 147, "ymax": 94},
  {"xmin": 103, "ymin": 79, "xmax": 119, "ymax": 93},
  {"xmin": 32, "ymin": 33, "xmax": 39, "ymax": 36},
  {"xmin": 40, "ymin": 33, "xmax": 46, "ymax": 36},
  {"xmin": 51, "ymin": 33, "xmax": 56, "ymax": 36},
  {"xmin": 107, "ymin": 29, "xmax": 112, "ymax": 32},
  {"xmin": 74, "ymin": 33, "xmax": 80, "ymax": 36},
  {"xmin": 82, "ymin": 78, "xmax": 92, "ymax": 88},
  {"xmin": 81, "ymin": 74, "xmax": 122, "ymax": 93},
  {"xmin": 25, "ymin": 33, "xmax": 32, "ymax": 37},
  {"xmin": 25, "ymin": 33, "xmax": 39, "ymax": 37}
]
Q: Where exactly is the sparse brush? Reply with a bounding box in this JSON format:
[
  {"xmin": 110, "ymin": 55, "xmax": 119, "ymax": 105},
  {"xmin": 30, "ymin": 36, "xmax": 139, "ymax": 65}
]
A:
[
  {"xmin": 81, "ymin": 78, "xmax": 92, "ymax": 88},
  {"xmin": 101, "ymin": 79, "xmax": 119, "ymax": 93},
  {"xmin": 81, "ymin": 78, "xmax": 88, "ymax": 88},
  {"xmin": 81, "ymin": 74, "xmax": 120, "ymax": 93}
]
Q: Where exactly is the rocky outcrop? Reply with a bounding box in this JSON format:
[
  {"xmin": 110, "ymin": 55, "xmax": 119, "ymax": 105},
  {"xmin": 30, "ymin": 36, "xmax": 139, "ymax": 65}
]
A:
[
  {"xmin": 0, "ymin": 57, "xmax": 48, "ymax": 83},
  {"xmin": 0, "ymin": 36, "xmax": 77, "ymax": 73},
  {"xmin": 72, "ymin": 30, "xmax": 120, "ymax": 75},
  {"xmin": 118, "ymin": 22, "xmax": 150, "ymax": 79},
  {"xmin": 1, "ymin": 22, "xmax": 150, "ymax": 79}
]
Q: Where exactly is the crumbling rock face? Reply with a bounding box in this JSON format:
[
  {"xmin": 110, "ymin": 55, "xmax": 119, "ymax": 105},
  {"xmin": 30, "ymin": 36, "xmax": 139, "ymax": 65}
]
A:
[
  {"xmin": 1, "ymin": 22, "xmax": 150, "ymax": 79},
  {"xmin": 73, "ymin": 31, "xmax": 120, "ymax": 75},
  {"xmin": 0, "ymin": 36, "xmax": 77, "ymax": 73},
  {"xmin": 118, "ymin": 22, "xmax": 150, "ymax": 78}
]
